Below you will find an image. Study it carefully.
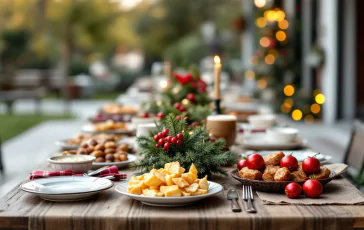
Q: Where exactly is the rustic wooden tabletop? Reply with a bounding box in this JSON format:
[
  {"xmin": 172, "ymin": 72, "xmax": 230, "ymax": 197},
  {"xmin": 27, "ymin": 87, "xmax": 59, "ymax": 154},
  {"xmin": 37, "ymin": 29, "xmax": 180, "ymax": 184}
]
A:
[{"xmin": 0, "ymin": 163, "xmax": 363, "ymax": 230}]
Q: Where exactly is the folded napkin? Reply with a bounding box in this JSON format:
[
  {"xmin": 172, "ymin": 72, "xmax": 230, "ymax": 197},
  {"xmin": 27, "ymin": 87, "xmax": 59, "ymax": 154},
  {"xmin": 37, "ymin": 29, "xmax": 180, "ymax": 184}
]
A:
[
  {"xmin": 257, "ymin": 163, "xmax": 364, "ymax": 205},
  {"xmin": 29, "ymin": 165, "xmax": 127, "ymax": 181}
]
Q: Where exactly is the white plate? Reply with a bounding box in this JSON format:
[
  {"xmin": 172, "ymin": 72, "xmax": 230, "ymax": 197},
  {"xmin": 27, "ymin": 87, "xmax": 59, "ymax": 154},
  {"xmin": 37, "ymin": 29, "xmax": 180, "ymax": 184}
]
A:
[
  {"xmin": 115, "ymin": 181, "xmax": 223, "ymax": 207},
  {"xmin": 55, "ymin": 139, "xmax": 79, "ymax": 150},
  {"xmin": 92, "ymin": 154, "xmax": 137, "ymax": 169},
  {"xmin": 82, "ymin": 123, "xmax": 134, "ymax": 135},
  {"xmin": 241, "ymin": 133, "xmax": 307, "ymax": 150},
  {"xmin": 21, "ymin": 176, "xmax": 113, "ymax": 201},
  {"xmin": 242, "ymin": 150, "xmax": 331, "ymax": 163}
]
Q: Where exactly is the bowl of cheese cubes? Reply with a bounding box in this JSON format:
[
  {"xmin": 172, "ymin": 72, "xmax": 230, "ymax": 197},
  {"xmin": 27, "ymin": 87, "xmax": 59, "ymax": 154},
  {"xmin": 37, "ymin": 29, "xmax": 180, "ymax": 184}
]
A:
[{"xmin": 115, "ymin": 162, "xmax": 223, "ymax": 206}]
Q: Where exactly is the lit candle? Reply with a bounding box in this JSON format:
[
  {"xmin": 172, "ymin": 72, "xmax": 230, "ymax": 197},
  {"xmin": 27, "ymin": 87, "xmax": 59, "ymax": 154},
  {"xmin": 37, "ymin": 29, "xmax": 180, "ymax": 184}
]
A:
[{"xmin": 214, "ymin": 55, "xmax": 221, "ymax": 99}]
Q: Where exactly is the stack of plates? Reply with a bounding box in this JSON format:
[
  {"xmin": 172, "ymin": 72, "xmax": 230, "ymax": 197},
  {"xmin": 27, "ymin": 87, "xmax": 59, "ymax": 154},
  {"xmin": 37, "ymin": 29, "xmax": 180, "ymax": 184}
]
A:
[{"xmin": 21, "ymin": 176, "xmax": 113, "ymax": 201}]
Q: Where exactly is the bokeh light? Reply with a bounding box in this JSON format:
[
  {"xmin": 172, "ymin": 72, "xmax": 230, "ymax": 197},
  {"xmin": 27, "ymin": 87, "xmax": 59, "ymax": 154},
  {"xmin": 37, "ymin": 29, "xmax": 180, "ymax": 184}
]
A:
[
  {"xmin": 182, "ymin": 99, "xmax": 189, "ymax": 105},
  {"xmin": 260, "ymin": 37, "xmax": 270, "ymax": 47},
  {"xmin": 268, "ymin": 49, "xmax": 279, "ymax": 57},
  {"xmin": 276, "ymin": 31, "xmax": 286, "ymax": 41},
  {"xmin": 284, "ymin": 98, "xmax": 294, "ymax": 106},
  {"xmin": 283, "ymin": 85, "xmax": 295, "ymax": 96},
  {"xmin": 245, "ymin": 70, "xmax": 255, "ymax": 80},
  {"xmin": 265, "ymin": 54, "xmax": 275, "ymax": 65},
  {"xmin": 159, "ymin": 80, "xmax": 168, "ymax": 89},
  {"xmin": 275, "ymin": 10, "xmax": 285, "ymax": 21},
  {"xmin": 292, "ymin": 109, "xmax": 303, "ymax": 121},
  {"xmin": 278, "ymin": 20, "xmax": 289, "ymax": 29},
  {"xmin": 265, "ymin": 10, "xmax": 276, "ymax": 21},
  {"xmin": 256, "ymin": 17, "xmax": 267, "ymax": 28},
  {"xmin": 304, "ymin": 115, "xmax": 314, "ymax": 124},
  {"xmin": 311, "ymin": 103, "xmax": 321, "ymax": 114},
  {"xmin": 303, "ymin": 105, "xmax": 311, "ymax": 114},
  {"xmin": 257, "ymin": 79, "xmax": 267, "ymax": 89},
  {"xmin": 315, "ymin": 93, "xmax": 326, "ymax": 104},
  {"xmin": 281, "ymin": 104, "xmax": 291, "ymax": 113},
  {"xmin": 254, "ymin": 0, "xmax": 266, "ymax": 8}
]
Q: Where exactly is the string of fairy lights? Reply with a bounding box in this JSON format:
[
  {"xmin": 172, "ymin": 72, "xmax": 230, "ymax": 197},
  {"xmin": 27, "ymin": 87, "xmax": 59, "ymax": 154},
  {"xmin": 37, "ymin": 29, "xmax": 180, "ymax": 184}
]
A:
[{"xmin": 247, "ymin": 0, "xmax": 325, "ymax": 124}]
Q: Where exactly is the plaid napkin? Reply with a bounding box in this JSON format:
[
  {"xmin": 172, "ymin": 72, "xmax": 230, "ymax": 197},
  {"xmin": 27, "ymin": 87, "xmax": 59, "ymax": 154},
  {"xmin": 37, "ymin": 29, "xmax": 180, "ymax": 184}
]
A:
[{"xmin": 29, "ymin": 165, "xmax": 127, "ymax": 181}]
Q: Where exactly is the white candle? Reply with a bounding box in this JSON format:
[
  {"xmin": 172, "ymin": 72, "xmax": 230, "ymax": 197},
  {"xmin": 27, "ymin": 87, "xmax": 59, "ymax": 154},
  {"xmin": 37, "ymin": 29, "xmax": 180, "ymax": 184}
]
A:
[{"xmin": 214, "ymin": 56, "xmax": 221, "ymax": 99}]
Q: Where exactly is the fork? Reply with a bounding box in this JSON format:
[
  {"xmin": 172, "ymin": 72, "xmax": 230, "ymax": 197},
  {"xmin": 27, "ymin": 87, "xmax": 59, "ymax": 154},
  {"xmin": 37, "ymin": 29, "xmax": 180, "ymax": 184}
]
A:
[
  {"xmin": 242, "ymin": 185, "xmax": 257, "ymax": 213},
  {"xmin": 83, "ymin": 166, "xmax": 109, "ymax": 177}
]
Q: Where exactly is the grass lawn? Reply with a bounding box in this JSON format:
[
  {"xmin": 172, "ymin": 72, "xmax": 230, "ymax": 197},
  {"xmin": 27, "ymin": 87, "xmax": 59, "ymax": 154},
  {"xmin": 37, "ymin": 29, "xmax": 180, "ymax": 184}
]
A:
[{"xmin": 0, "ymin": 114, "xmax": 74, "ymax": 142}]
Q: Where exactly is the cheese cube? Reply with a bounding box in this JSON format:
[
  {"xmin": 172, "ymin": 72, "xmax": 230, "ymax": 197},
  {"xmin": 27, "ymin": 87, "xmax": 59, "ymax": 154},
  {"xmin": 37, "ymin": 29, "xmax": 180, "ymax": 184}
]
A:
[
  {"xmin": 165, "ymin": 174, "xmax": 175, "ymax": 186},
  {"xmin": 144, "ymin": 172, "xmax": 164, "ymax": 187},
  {"xmin": 181, "ymin": 190, "xmax": 191, "ymax": 196},
  {"xmin": 164, "ymin": 162, "xmax": 181, "ymax": 174},
  {"xmin": 184, "ymin": 183, "xmax": 199, "ymax": 193},
  {"xmin": 192, "ymin": 189, "xmax": 208, "ymax": 195},
  {"xmin": 128, "ymin": 186, "xmax": 142, "ymax": 195},
  {"xmin": 189, "ymin": 163, "xmax": 198, "ymax": 176},
  {"xmin": 172, "ymin": 178, "xmax": 189, "ymax": 188},
  {"xmin": 160, "ymin": 185, "xmax": 181, "ymax": 197},
  {"xmin": 182, "ymin": 172, "xmax": 197, "ymax": 184},
  {"xmin": 199, "ymin": 175, "xmax": 208, "ymax": 190}
]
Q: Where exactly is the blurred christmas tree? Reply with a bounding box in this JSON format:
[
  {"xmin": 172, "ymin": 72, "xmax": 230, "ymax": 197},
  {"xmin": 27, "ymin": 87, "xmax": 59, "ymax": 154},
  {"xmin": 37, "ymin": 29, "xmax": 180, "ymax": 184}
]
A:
[{"xmin": 250, "ymin": 2, "xmax": 322, "ymax": 123}]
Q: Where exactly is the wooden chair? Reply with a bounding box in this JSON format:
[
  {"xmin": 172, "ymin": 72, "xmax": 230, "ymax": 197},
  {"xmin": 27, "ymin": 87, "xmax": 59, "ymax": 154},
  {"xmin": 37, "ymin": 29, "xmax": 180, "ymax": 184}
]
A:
[{"xmin": 344, "ymin": 120, "xmax": 364, "ymax": 188}]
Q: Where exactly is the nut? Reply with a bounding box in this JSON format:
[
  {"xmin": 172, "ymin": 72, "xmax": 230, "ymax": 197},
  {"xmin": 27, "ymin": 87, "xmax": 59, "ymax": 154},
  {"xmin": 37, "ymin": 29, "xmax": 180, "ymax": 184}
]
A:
[
  {"xmin": 87, "ymin": 146, "xmax": 95, "ymax": 153},
  {"xmin": 81, "ymin": 143, "xmax": 88, "ymax": 148},
  {"xmin": 105, "ymin": 154, "xmax": 114, "ymax": 161},
  {"xmin": 95, "ymin": 157, "xmax": 105, "ymax": 162},
  {"xmin": 89, "ymin": 139, "xmax": 98, "ymax": 146},
  {"xmin": 77, "ymin": 149, "xmax": 87, "ymax": 155},
  {"xmin": 94, "ymin": 144, "xmax": 105, "ymax": 151},
  {"xmin": 105, "ymin": 160, "xmax": 112, "ymax": 163},
  {"xmin": 113, "ymin": 153, "xmax": 120, "ymax": 160},
  {"xmin": 90, "ymin": 150, "xmax": 105, "ymax": 158},
  {"xmin": 105, "ymin": 148, "xmax": 116, "ymax": 154},
  {"xmin": 68, "ymin": 150, "xmax": 77, "ymax": 155},
  {"xmin": 118, "ymin": 144, "xmax": 129, "ymax": 151},
  {"xmin": 104, "ymin": 141, "xmax": 116, "ymax": 149},
  {"xmin": 119, "ymin": 153, "xmax": 128, "ymax": 161}
]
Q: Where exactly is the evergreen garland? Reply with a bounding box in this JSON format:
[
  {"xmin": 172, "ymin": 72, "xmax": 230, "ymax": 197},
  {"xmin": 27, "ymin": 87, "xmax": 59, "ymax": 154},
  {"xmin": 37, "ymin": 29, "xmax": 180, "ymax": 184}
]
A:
[{"xmin": 134, "ymin": 113, "xmax": 237, "ymax": 177}]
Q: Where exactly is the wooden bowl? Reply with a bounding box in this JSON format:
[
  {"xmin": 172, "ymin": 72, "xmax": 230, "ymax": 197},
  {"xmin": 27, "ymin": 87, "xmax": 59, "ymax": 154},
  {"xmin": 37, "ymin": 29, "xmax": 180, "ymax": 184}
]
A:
[{"xmin": 230, "ymin": 169, "xmax": 336, "ymax": 193}]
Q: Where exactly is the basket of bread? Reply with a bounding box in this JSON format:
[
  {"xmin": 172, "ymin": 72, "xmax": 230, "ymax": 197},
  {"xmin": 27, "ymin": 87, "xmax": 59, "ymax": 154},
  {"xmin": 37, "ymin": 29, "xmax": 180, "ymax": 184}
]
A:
[{"xmin": 231, "ymin": 151, "xmax": 335, "ymax": 193}]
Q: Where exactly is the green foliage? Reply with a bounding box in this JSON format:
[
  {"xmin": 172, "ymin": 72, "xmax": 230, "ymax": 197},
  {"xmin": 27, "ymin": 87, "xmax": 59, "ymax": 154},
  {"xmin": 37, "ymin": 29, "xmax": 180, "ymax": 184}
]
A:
[
  {"xmin": 0, "ymin": 29, "xmax": 30, "ymax": 61},
  {"xmin": 134, "ymin": 114, "xmax": 237, "ymax": 176}
]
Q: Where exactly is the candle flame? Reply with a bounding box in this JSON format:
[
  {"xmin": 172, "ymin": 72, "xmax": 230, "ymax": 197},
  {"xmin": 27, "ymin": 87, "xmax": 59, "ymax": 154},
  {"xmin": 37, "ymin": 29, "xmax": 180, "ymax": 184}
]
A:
[{"xmin": 214, "ymin": 55, "xmax": 221, "ymax": 64}]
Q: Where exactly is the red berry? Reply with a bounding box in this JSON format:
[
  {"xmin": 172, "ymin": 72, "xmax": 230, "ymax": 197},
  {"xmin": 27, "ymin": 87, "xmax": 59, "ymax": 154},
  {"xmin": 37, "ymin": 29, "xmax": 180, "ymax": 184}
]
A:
[
  {"xmin": 280, "ymin": 155, "xmax": 299, "ymax": 171},
  {"xmin": 176, "ymin": 140, "xmax": 182, "ymax": 146},
  {"xmin": 302, "ymin": 179, "xmax": 323, "ymax": 198},
  {"xmin": 166, "ymin": 136, "xmax": 173, "ymax": 143},
  {"xmin": 179, "ymin": 106, "xmax": 186, "ymax": 112},
  {"xmin": 176, "ymin": 115, "xmax": 181, "ymax": 120},
  {"xmin": 155, "ymin": 144, "xmax": 160, "ymax": 148},
  {"xmin": 156, "ymin": 112, "xmax": 164, "ymax": 118},
  {"xmin": 184, "ymin": 116, "xmax": 188, "ymax": 120},
  {"xmin": 171, "ymin": 137, "xmax": 177, "ymax": 144},
  {"xmin": 153, "ymin": 134, "xmax": 159, "ymax": 141},
  {"xmin": 162, "ymin": 129, "xmax": 169, "ymax": 136},
  {"xmin": 163, "ymin": 142, "xmax": 171, "ymax": 150},
  {"xmin": 158, "ymin": 138, "xmax": 165, "ymax": 145},
  {"xmin": 302, "ymin": 156, "xmax": 321, "ymax": 174},
  {"xmin": 237, "ymin": 159, "xmax": 247, "ymax": 170},
  {"xmin": 174, "ymin": 102, "xmax": 181, "ymax": 109},
  {"xmin": 176, "ymin": 133, "xmax": 183, "ymax": 140},
  {"xmin": 210, "ymin": 137, "xmax": 216, "ymax": 142},
  {"xmin": 157, "ymin": 132, "xmax": 163, "ymax": 139},
  {"xmin": 246, "ymin": 154, "xmax": 265, "ymax": 170},
  {"xmin": 186, "ymin": 93, "xmax": 196, "ymax": 102}
]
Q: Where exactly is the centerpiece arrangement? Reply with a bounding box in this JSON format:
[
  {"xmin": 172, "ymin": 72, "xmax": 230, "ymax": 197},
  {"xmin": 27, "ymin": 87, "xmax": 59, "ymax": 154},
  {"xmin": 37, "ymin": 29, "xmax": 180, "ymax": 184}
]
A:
[
  {"xmin": 141, "ymin": 69, "xmax": 211, "ymax": 124},
  {"xmin": 134, "ymin": 113, "xmax": 237, "ymax": 176}
]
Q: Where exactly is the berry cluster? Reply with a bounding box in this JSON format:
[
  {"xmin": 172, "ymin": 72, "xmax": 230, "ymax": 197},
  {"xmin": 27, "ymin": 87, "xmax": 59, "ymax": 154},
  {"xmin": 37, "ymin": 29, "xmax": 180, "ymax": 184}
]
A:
[
  {"xmin": 174, "ymin": 102, "xmax": 187, "ymax": 112},
  {"xmin": 156, "ymin": 112, "xmax": 164, "ymax": 119},
  {"xmin": 153, "ymin": 129, "xmax": 183, "ymax": 151},
  {"xmin": 186, "ymin": 93, "xmax": 196, "ymax": 103}
]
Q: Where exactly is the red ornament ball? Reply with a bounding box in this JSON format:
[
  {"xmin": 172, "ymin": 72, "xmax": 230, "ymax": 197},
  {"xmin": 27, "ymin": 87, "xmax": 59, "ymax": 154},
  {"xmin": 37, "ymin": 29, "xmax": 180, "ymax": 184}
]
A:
[
  {"xmin": 176, "ymin": 140, "xmax": 182, "ymax": 146},
  {"xmin": 162, "ymin": 129, "xmax": 169, "ymax": 136},
  {"xmin": 155, "ymin": 144, "xmax": 160, "ymax": 148}
]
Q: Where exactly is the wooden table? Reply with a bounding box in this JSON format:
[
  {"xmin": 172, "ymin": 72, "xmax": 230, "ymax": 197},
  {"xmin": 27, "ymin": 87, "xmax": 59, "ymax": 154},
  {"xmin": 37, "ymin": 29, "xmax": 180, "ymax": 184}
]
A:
[{"xmin": 0, "ymin": 164, "xmax": 363, "ymax": 230}]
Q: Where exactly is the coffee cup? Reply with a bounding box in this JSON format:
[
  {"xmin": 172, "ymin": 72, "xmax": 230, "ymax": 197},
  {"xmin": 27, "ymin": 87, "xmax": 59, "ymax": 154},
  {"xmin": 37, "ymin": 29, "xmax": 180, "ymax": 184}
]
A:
[
  {"xmin": 206, "ymin": 115, "xmax": 237, "ymax": 147},
  {"xmin": 136, "ymin": 123, "xmax": 157, "ymax": 137}
]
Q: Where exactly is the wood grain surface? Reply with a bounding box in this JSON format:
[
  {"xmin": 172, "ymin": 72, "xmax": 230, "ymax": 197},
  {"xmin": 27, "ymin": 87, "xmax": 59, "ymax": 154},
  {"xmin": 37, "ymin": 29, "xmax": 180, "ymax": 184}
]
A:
[{"xmin": 0, "ymin": 164, "xmax": 363, "ymax": 230}]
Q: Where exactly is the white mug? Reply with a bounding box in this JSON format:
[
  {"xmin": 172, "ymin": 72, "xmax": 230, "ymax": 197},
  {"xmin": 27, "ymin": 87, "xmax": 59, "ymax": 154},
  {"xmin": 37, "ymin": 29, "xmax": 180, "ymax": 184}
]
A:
[{"xmin": 136, "ymin": 123, "xmax": 157, "ymax": 137}]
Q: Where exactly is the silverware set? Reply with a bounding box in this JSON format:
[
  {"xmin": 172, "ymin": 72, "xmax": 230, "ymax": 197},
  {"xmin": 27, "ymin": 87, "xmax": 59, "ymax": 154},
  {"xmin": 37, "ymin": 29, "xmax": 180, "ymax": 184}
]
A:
[{"xmin": 227, "ymin": 185, "xmax": 257, "ymax": 213}]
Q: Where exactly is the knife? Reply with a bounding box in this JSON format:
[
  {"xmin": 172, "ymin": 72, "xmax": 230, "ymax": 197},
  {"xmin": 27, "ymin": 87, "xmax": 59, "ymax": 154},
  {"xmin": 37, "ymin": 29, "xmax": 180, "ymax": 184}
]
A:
[{"xmin": 227, "ymin": 189, "xmax": 242, "ymax": 212}]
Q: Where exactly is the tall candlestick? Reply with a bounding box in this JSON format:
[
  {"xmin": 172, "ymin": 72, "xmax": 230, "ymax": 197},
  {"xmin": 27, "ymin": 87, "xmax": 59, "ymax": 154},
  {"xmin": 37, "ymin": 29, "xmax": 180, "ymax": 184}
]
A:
[{"xmin": 214, "ymin": 56, "xmax": 221, "ymax": 99}]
